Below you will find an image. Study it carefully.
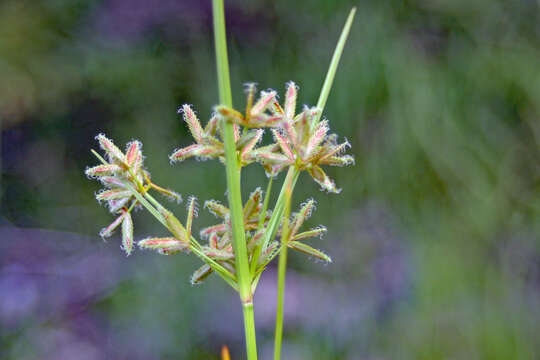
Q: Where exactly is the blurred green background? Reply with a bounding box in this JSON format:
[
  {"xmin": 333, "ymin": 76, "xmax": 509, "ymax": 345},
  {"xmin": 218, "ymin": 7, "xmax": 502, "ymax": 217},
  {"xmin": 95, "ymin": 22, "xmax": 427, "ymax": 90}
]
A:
[{"xmin": 1, "ymin": 0, "xmax": 540, "ymax": 359}]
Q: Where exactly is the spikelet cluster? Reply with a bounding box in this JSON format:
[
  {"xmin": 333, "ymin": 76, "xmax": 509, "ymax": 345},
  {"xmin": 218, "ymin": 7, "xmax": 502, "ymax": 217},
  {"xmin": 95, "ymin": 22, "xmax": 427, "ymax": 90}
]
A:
[
  {"xmin": 286, "ymin": 199, "xmax": 331, "ymax": 262},
  {"xmin": 256, "ymin": 82, "xmax": 354, "ymax": 192},
  {"xmin": 191, "ymin": 188, "xmax": 271, "ymax": 284},
  {"xmin": 86, "ymin": 81, "xmax": 351, "ymax": 279},
  {"xmin": 86, "ymin": 134, "xmax": 180, "ymax": 255},
  {"xmin": 171, "ymin": 82, "xmax": 354, "ymax": 191}
]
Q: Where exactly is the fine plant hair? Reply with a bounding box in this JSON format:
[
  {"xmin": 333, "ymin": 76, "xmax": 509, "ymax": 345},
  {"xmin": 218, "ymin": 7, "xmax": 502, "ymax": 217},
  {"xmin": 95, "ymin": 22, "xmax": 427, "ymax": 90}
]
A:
[{"xmin": 84, "ymin": 2, "xmax": 355, "ymax": 359}]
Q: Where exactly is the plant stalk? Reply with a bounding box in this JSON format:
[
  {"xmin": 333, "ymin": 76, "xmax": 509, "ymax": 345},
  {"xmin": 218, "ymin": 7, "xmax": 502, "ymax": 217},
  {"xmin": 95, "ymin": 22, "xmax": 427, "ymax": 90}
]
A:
[
  {"xmin": 273, "ymin": 169, "xmax": 295, "ymax": 360},
  {"xmin": 212, "ymin": 0, "xmax": 258, "ymax": 358},
  {"xmin": 272, "ymin": 8, "xmax": 356, "ymax": 359}
]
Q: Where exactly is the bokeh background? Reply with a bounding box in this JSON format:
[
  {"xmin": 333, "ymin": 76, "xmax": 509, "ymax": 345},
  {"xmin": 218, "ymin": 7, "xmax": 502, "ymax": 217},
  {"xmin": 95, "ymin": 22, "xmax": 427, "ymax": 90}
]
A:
[{"xmin": 1, "ymin": 0, "xmax": 540, "ymax": 359}]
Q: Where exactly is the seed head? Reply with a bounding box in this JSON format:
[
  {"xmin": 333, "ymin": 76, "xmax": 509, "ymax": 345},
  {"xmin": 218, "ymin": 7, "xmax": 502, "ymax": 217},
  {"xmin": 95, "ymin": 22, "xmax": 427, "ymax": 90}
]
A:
[{"xmin": 251, "ymin": 83, "xmax": 354, "ymax": 192}]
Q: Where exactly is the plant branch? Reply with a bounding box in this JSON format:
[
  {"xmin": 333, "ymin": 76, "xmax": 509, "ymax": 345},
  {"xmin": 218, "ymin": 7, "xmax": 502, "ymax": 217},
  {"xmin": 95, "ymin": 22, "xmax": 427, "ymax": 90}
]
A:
[
  {"xmin": 261, "ymin": 167, "xmax": 300, "ymax": 252},
  {"xmin": 273, "ymin": 171, "xmax": 294, "ymax": 360},
  {"xmin": 213, "ymin": 0, "xmax": 257, "ymax": 359},
  {"xmin": 271, "ymin": 8, "xmax": 356, "ymax": 359}
]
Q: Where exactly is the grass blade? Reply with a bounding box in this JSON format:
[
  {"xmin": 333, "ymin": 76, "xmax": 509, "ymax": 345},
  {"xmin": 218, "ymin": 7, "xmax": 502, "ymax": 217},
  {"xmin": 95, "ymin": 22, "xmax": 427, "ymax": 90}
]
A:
[{"xmin": 313, "ymin": 7, "xmax": 357, "ymax": 127}]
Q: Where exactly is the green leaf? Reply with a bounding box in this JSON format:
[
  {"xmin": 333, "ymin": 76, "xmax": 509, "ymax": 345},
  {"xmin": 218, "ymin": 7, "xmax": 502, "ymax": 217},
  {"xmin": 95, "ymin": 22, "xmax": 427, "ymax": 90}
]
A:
[{"xmin": 313, "ymin": 7, "xmax": 357, "ymax": 128}]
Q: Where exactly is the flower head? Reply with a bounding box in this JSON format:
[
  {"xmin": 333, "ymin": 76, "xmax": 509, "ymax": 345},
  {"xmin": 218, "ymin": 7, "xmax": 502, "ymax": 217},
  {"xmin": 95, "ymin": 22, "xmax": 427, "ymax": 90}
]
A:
[
  {"xmin": 86, "ymin": 134, "xmax": 181, "ymax": 255},
  {"xmin": 256, "ymin": 82, "xmax": 355, "ymax": 192},
  {"xmin": 185, "ymin": 187, "xmax": 272, "ymax": 284},
  {"xmin": 169, "ymin": 104, "xmax": 267, "ymax": 167},
  {"xmin": 285, "ymin": 199, "xmax": 331, "ymax": 262},
  {"xmin": 86, "ymin": 135, "xmax": 147, "ymax": 213}
]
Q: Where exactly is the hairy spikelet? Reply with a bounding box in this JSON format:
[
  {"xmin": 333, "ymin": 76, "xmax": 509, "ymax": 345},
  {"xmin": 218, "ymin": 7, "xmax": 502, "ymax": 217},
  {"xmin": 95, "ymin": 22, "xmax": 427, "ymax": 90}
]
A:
[
  {"xmin": 186, "ymin": 196, "xmax": 198, "ymax": 240},
  {"xmin": 121, "ymin": 211, "xmax": 133, "ymax": 256},
  {"xmin": 288, "ymin": 241, "xmax": 331, "ymax": 262},
  {"xmin": 204, "ymin": 200, "xmax": 229, "ymax": 219},
  {"xmin": 86, "ymin": 164, "xmax": 122, "ymax": 178},
  {"xmin": 181, "ymin": 105, "xmax": 205, "ymax": 143},
  {"xmin": 191, "ymin": 264, "xmax": 212, "ymax": 285},
  {"xmin": 96, "ymin": 134, "xmax": 125, "ymax": 163},
  {"xmin": 284, "ymin": 81, "xmax": 297, "ymax": 120},
  {"xmin": 99, "ymin": 212, "xmax": 126, "ymax": 239}
]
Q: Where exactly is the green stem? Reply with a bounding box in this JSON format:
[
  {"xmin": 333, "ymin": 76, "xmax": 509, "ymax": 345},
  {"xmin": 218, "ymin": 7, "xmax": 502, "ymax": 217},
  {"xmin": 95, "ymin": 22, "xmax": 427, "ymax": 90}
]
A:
[
  {"xmin": 212, "ymin": 0, "xmax": 257, "ymax": 359},
  {"xmin": 271, "ymin": 8, "xmax": 356, "ymax": 358},
  {"xmin": 261, "ymin": 167, "xmax": 300, "ymax": 252},
  {"xmin": 243, "ymin": 302, "xmax": 258, "ymax": 360},
  {"xmin": 273, "ymin": 171, "xmax": 294, "ymax": 360}
]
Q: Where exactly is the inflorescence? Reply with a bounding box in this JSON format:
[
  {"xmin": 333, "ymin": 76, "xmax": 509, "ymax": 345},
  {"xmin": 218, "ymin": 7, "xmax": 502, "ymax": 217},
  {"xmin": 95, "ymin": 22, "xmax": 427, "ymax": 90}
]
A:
[{"xmin": 86, "ymin": 82, "xmax": 352, "ymax": 284}]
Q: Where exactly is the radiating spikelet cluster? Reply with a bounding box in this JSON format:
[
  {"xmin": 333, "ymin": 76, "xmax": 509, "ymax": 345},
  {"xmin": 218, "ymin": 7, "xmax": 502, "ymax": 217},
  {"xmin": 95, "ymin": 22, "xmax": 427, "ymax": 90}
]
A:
[
  {"xmin": 171, "ymin": 82, "xmax": 354, "ymax": 191},
  {"xmin": 86, "ymin": 134, "xmax": 180, "ymax": 256},
  {"xmin": 86, "ymin": 81, "xmax": 351, "ymax": 281}
]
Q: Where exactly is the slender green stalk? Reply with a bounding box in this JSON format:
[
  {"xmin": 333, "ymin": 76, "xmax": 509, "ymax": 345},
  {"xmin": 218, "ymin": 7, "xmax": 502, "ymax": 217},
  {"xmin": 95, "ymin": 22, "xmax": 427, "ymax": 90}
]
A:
[
  {"xmin": 273, "ymin": 171, "xmax": 294, "ymax": 360},
  {"xmin": 272, "ymin": 8, "xmax": 356, "ymax": 359},
  {"xmin": 212, "ymin": 0, "xmax": 257, "ymax": 359},
  {"xmin": 242, "ymin": 302, "xmax": 258, "ymax": 360},
  {"xmin": 261, "ymin": 167, "xmax": 300, "ymax": 252}
]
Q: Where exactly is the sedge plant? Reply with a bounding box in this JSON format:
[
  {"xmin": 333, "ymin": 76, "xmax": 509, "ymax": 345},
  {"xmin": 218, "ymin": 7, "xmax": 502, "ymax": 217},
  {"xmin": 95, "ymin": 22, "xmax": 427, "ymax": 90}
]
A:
[{"xmin": 84, "ymin": 1, "xmax": 355, "ymax": 359}]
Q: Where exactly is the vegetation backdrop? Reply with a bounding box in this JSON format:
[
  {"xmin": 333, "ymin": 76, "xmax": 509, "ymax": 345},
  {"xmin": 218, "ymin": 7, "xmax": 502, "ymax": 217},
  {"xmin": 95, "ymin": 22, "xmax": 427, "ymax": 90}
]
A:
[{"xmin": 1, "ymin": 0, "xmax": 539, "ymax": 359}]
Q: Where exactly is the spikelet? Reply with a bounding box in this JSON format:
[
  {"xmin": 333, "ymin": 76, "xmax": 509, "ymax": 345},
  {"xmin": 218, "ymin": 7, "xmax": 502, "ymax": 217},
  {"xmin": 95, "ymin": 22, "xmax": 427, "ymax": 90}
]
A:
[
  {"xmin": 85, "ymin": 164, "xmax": 122, "ymax": 178},
  {"xmin": 288, "ymin": 241, "xmax": 332, "ymax": 262},
  {"xmin": 319, "ymin": 154, "xmax": 355, "ymax": 167},
  {"xmin": 250, "ymin": 90, "xmax": 277, "ymax": 117},
  {"xmin": 290, "ymin": 199, "xmax": 316, "ymax": 237},
  {"xmin": 170, "ymin": 144, "xmax": 223, "ymax": 163},
  {"xmin": 272, "ymin": 129, "xmax": 295, "ymax": 161},
  {"xmin": 191, "ymin": 264, "xmax": 212, "ymax": 285},
  {"xmin": 99, "ymin": 176, "xmax": 128, "ymax": 188},
  {"xmin": 139, "ymin": 237, "xmax": 189, "ymax": 252},
  {"xmin": 96, "ymin": 134, "xmax": 126, "ymax": 163},
  {"xmin": 99, "ymin": 212, "xmax": 126, "ymax": 239},
  {"xmin": 125, "ymin": 140, "xmax": 141, "ymax": 167},
  {"xmin": 160, "ymin": 208, "xmax": 187, "ymax": 243},
  {"xmin": 283, "ymin": 81, "xmax": 297, "ymax": 120},
  {"xmin": 180, "ymin": 105, "xmax": 205, "ymax": 143},
  {"xmin": 204, "ymin": 200, "xmax": 229, "ymax": 219},
  {"xmin": 108, "ymin": 197, "xmax": 130, "ymax": 214},
  {"xmin": 308, "ymin": 165, "xmax": 340, "ymax": 193},
  {"xmin": 240, "ymin": 129, "xmax": 264, "ymax": 163},
  {"xmin": 243, "ymin": 188, "xmax": 262, "ymax": 221},
  {"xmin": 292, "ymin": 226, "xmax": 327, "ymax": 241},
  {"xmin": 96, "ymin": 189, "xmax": 132, "ymax": 202},
  {"xmin": 121, "ymin": 211, "xmax": 133, "ymax": 256},
  {"xmin": 304, "ymin": 120, "xmax": 329, "ymax": 160},
  {"xmin": 185, "ymin": 196, "xmax": 198, "ymax": 240},
  {"xmin": 202, "ymin": 247, "xmax": 234, "ymax": 260},
  {"xmin": 200, "ymin": 223, "xmax": 227, "ymax": 239}
]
